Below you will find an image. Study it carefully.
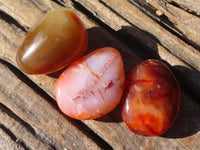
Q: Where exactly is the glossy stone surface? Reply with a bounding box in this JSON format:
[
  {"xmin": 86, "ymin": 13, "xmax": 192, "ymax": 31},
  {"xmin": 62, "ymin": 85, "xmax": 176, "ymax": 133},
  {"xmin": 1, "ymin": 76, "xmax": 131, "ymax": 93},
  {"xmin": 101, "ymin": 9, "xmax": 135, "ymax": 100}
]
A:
[
  {"xmin": 16, "ymin": 9, "xmax": 88, "ymax": 74},
  {"xmin": 122, "ymin": 59, "xmax": 180, "ymax": 136},
  {"xmin": 55, "ymin": 47, "xmax": 125, "ymax": 120}
]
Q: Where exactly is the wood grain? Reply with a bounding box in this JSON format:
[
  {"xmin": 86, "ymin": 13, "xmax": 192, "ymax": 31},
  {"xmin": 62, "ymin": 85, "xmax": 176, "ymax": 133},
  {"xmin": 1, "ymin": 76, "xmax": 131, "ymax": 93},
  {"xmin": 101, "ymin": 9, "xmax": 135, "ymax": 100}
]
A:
[
  {"xmin": 99, "ymin": 0, "xmax": 200, "ymax": 71},
  {"xmin": 128, "ymin": 0, "xmax": 200, "ymax": 49},
  {"xmin": 74, "ymin": 0, "xmax": 200, "ymax": 103},
  {"xmin": 0, "ymin": 62, "xmax": 102, "ymax": 150},
  {"xmin": 167, "ymin": 0, "xmax": 200, "ymax": 15},
  {"xmin": 0, "ymin": 0, "xmax": 200, "ymax": 149}
]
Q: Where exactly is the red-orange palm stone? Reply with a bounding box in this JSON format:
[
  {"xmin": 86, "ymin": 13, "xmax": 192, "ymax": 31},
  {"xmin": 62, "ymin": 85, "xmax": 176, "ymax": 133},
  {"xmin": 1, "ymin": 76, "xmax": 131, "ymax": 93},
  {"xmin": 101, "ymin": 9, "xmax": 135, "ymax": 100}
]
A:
[{"xmin": 122, "ymin": 59, "xmax": 180, "ymax": 136}]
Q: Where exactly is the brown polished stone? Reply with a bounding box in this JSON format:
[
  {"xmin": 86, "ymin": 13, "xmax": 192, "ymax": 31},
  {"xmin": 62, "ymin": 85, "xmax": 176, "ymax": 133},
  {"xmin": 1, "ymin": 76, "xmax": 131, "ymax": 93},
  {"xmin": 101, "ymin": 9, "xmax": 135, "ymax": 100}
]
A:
[{"xmin": 16, "ymin": 9, "xmax": 88, "ymax": 74}]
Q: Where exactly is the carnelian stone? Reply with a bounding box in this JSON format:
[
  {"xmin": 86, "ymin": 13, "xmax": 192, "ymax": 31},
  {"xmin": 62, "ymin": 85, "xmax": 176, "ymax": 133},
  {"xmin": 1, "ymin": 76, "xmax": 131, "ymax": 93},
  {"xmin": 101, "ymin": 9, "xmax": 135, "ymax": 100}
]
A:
[
  {"xmin": 16, "ymin": 9, "xmax": 88, "ymax": 74},
  {"xmin": 55, "ymin": 47, "xmax": 125, "ymax": 120},
  {"xmin": 122, "ymin": 59, "xmax": 180, "ymax": 136}
]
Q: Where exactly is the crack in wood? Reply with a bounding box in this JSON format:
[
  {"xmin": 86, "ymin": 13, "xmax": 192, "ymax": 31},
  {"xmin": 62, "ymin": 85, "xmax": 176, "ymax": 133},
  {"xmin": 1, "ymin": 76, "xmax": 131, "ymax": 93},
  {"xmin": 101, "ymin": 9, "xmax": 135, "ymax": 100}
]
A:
[
  {"xmin": 0, "ymin": 58, "xmax": 113, "ymax": 150},
  {"xmin": 0, "ymin": 10, "xmax": 27, "ymax": 32},
  {"xmin": 0, "ymin": 124, "xmax": 31, "ymax": 150},
  {"xmin": 0, "ymin": 103, "xmax": 36, "ymax": 137},
  {"xmin": 127, "ymin": 0, "xmax": 186, "ymax": 40},
  {"xmin": 1, "ymin": 0, "xmax": 200, "ymax": 149},
  {"xmin": 71, "ymin": 0, "xmax": 200, "ymax": 103},
  {"xmin": 51, "ymin": 0, "xmax": 65, "ymax": 7},
  {"xmin": 29, "ymin": 0, "xmax": 50, "ymax": 13},
  {"xmin": 73, "ymin": 119, "xmax": 114, "ymax": 150},
  {"xmin": 0, "ymin": 102, "xmax": 58, "ymax": 150},
  {"xmin": 129, "ymin": 0, "xmax": 200, "ymax": 51},
  {"xmin": 166, "ymin": 0, "xmax": 200, "ymax": 17}
]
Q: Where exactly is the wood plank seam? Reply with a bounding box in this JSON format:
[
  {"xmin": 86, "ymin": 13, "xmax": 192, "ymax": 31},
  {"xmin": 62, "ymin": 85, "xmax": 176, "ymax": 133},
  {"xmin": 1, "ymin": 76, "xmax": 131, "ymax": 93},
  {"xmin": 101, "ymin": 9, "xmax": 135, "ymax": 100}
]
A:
[
  {"xmin": 71, "ymin": 0, "xmax": 200, "ymax": 101},
  {"xmin": 0, "ymin": 10, "xmax": 27, "ymax": 32},
  {"xmin": 127, "ymin": 0, "xmax": 200, "ymax": 51},
  {"xmin": 0, "ymin": 58, "xmax": 113, "ymax": 149},
  {"xmin": 166, "ymin": 0, "xmax": 200, "ymax": 16},
  {"xmin": 0, "ymin": 102, "xmax": 59, "ymax": 149},
  {"xmin": 0, "ymin": 124, "xmax": 30, "ymax": 150},
  {"xmin": 0, "ymin": 0, "xmax": 200, "ymax": 149}
]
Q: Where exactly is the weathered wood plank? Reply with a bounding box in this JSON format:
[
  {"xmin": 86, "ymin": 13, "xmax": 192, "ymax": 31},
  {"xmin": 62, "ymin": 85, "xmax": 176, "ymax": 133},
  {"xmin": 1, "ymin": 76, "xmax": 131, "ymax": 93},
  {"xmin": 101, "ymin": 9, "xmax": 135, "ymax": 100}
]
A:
[
  {"xmin": 2, "ymin": 0, "xmax": 200, "ymax": 101},
  {"xmin": 0, "ymin": 127, "xmax": 25, "ymax": 150},
  {"xmin": 167, "ymin": 0, "xmax": 200, "ymax": 15},
  {"xmin": 0, "ymin": 0, "xmax": 43, "ymax": 28},
  {"xmin": 0, "ymin": 103, "xmax": 55, "ymax": 150},
  {"xmin": 130, "ymin": 0, "xmax": 200, "ymax": 49},
  {"xmin": 0, "ymin": 0, "xmax": 200, "ymax": 149},
  {"xmin": 0, "ymin": 61, "xmax": 102, "ymax": 150},
  {"xmin": 0, "ymin": 0, "xmax": 140, "ymax": 97},
  {"xmin": 73, "ymin": 0, "xmax": 200, "ymax": 102},
  {"xmin": 99, "ymin": 0, "xmax": 200, "ymax": 71},
  {"xmin": 83, "ymin": 92, "xmax": 200, "ymax": 150}
]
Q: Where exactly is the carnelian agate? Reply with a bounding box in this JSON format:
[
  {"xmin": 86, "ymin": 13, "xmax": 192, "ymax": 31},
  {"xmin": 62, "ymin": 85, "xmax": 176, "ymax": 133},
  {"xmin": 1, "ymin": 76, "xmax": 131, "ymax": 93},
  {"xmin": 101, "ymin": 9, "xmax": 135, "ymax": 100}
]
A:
[
  {"xmin": 122, "ymin": 59, "xmax": 180, "ymax": 136},
  {"xmin": 55, "ymin": 47, "xmax": 125, "ymax": 120},
  {"xmin": 16, "ymin": 9, "xmax": 87, "ymax": 74}
]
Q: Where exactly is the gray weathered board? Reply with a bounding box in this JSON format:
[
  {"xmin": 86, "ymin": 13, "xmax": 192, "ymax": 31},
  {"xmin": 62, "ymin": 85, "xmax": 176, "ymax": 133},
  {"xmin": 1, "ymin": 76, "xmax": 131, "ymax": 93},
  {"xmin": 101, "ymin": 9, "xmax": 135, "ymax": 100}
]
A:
[{"xmin": 0, "ymin": 0, "xmax": 200, "ymax": 149}]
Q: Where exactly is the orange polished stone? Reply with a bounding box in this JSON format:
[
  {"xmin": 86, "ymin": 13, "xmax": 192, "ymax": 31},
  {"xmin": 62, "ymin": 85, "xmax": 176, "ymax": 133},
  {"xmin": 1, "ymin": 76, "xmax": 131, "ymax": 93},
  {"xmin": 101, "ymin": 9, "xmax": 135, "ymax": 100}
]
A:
[
  {"xmin": 122, "ymin": 59, "xmax": 180, "ymax": 136},
  {"xmin": 55, "ymin": 47, "xmax": 125, "ymax": 120},
  {"xmin": 16, "ymin": 9, "xmax": 88, "ymax": 74}
]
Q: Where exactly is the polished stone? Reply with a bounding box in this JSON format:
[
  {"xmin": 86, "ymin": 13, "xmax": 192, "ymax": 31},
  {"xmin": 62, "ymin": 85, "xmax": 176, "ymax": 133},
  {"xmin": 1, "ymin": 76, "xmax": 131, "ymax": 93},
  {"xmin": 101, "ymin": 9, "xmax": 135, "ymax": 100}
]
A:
[
  {"xmin": 56, "ymin": 47, "xmax": 125, "ymax": 120},
  {"xmin": 17, "ymin": 9, "xmax": 88, "ymax": 74},
  {"xmin": 122, "ymin": 59, "xmax": 180, "ymax": 136}
]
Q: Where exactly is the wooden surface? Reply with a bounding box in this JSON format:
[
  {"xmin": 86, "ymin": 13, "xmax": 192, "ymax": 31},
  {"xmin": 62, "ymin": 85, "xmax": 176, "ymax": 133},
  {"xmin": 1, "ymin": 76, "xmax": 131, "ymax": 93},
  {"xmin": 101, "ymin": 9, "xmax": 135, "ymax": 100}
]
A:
[{"xmin": 0, "ymin": 0, "xmax": 200, "ymax": 149}]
